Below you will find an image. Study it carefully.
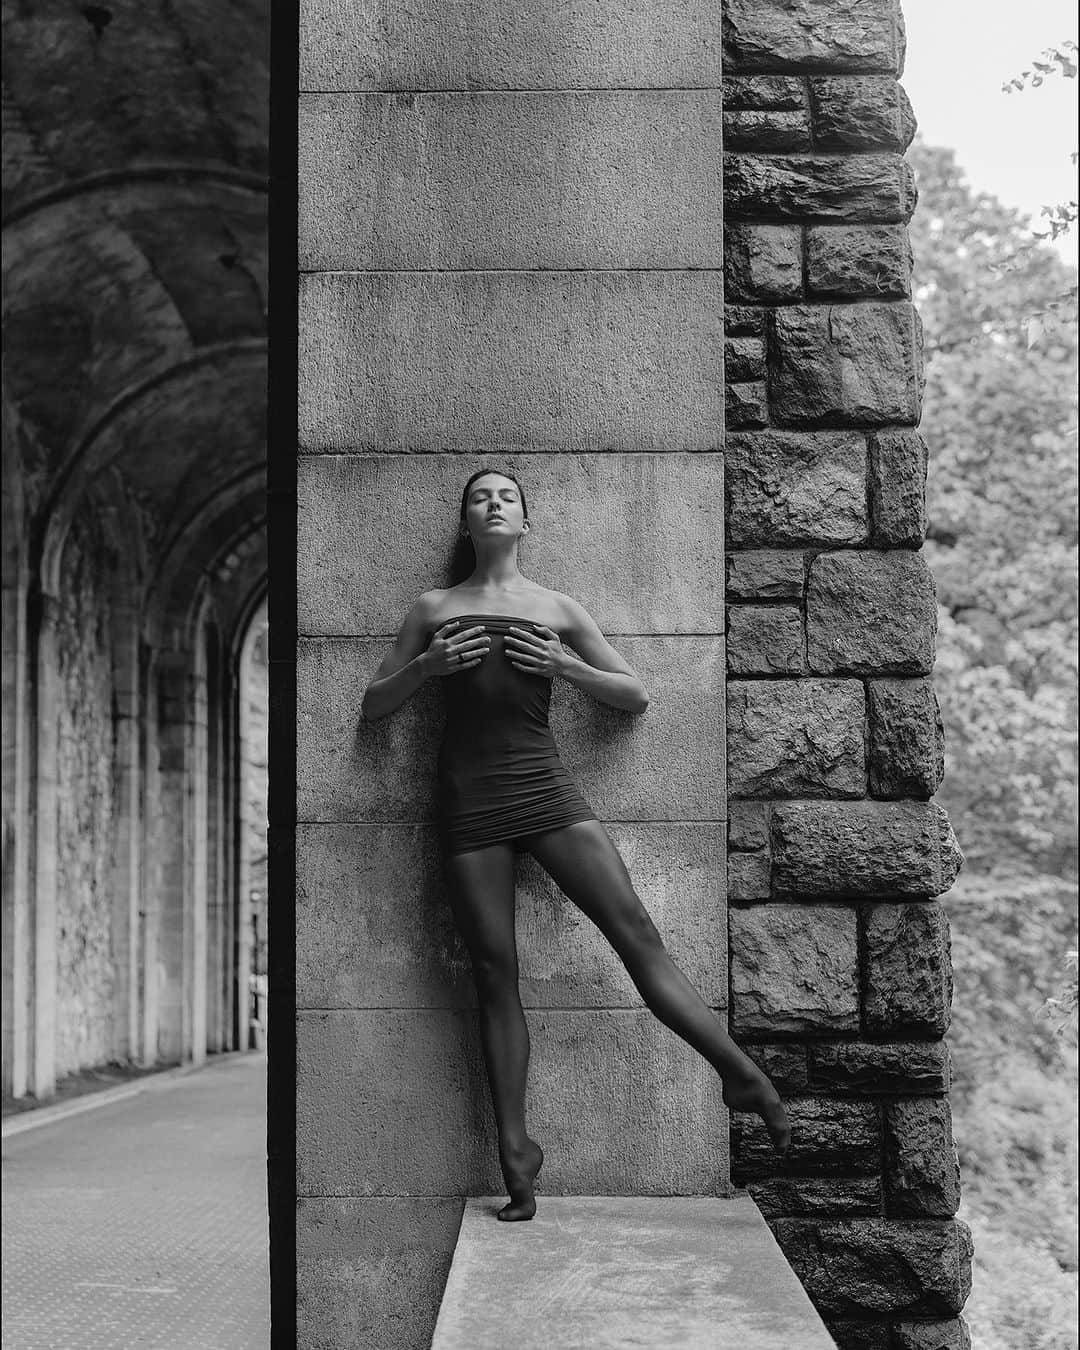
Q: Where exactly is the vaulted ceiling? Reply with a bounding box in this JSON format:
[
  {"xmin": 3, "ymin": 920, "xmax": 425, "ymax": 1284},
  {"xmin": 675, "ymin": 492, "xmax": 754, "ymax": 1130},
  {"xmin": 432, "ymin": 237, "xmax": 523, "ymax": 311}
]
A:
[{"xmin": 2, "ymin": 0, "xmax": 268, "ymax": 639}]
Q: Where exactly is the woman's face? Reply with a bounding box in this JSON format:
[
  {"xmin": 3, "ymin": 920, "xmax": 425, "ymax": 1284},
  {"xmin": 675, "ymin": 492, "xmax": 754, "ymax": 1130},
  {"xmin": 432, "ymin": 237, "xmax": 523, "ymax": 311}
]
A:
[{"xmin": 463, "ymin": 474, "xmax": 528, "ymax": 542}]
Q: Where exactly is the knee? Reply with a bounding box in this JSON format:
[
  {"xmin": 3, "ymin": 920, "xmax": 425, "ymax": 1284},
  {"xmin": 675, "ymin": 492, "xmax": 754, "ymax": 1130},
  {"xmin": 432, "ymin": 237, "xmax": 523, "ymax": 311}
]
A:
[
  {"xmin": 611, "ymin": 904, "xmax": 665, "ymax": 963},
  {"xmin": 470, "ymin": 950, "xmax": 519, "ymax": 1002}
]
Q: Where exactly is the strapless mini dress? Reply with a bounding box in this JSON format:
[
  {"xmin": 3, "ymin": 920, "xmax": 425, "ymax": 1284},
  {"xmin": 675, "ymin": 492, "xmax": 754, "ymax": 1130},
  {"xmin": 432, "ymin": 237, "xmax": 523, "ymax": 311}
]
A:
[{"xmin": 429, "ymin": 614, "xmax": 597, "ymax": 854}]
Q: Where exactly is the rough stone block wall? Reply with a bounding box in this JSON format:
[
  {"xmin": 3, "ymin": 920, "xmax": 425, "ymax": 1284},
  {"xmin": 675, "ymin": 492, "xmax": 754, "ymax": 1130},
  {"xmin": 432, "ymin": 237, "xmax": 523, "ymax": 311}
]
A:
[
  {"xmin": 722, "ymin": 2, "xmax": 971, "ymax": 1345},
  {"xmin": 53, "ymin": 505, "xmax": 118, "ymax": 1076}
]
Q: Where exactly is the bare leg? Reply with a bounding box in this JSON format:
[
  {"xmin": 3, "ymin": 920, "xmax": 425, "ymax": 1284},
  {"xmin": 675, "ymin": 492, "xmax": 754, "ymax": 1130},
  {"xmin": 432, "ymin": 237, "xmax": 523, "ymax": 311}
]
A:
[
  {"xmin": 443, "ymin": 841, "xmax": 544, "ymax": 1220},
  {"xmin": 522, "ymin": 819, "xmax": 791, "ymax": 1157}
]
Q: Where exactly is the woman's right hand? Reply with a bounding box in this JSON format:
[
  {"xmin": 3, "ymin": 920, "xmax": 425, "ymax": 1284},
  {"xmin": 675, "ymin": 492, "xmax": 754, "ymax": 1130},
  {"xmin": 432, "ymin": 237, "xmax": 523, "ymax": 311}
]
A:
[{"xmin": 423, "ymin": 620, "xmax": 490, "ymax": 676}]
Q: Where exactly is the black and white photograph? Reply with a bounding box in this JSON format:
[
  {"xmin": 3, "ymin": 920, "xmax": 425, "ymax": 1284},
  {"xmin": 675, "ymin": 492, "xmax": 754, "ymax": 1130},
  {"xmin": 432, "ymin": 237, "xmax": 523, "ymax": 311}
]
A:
[{"xmin": 1, "ymin": 1, "xmax": 1077, "ymax": 1348}]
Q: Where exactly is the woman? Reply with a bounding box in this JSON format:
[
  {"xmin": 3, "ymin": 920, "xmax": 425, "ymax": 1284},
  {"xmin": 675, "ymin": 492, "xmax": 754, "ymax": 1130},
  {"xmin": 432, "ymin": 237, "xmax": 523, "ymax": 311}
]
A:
[{"xmin": 360, "ymin": 468, "xmax": 791, "ymax": 1222}]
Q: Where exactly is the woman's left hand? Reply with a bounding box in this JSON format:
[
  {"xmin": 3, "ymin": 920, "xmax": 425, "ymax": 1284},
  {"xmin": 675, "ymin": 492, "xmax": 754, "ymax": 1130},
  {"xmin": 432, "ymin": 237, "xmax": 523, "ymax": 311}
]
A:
[{"xmin": 504, "ymin": 625, "xmax": 568, "ymax": 677}]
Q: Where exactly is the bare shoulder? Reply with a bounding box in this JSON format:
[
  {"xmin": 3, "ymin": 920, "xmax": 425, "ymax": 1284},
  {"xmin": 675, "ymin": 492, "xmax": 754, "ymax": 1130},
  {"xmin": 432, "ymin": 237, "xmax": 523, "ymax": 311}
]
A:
[
  {"xmin": 394, "ymin": 588, "xmax": 445, "ymax": 637},
  {"xmin": 413, "ymin": 587, "xmax": 449, "ymax": 614},
  {"xmin": 546, "ymin": 589, "xmax": 602, "ymax": 638}
]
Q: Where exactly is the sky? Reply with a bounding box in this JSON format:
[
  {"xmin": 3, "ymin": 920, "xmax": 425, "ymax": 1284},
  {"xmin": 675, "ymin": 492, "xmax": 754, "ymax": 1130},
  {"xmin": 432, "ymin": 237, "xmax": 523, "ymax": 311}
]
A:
[{"xmin": 899, "ymin": 0, "xmax": 1078, "ymax": 264}]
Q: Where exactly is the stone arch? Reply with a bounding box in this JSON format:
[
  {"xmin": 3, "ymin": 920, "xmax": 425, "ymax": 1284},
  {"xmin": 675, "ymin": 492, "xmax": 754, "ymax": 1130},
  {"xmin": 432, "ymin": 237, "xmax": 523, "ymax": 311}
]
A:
[
  {"xmin": 2, "ymin": 0, "xmax": 269, "ymax": 1104},
  {"xmin": 34, "ymin": 344, "xmax": 266, "ymax": 601}
]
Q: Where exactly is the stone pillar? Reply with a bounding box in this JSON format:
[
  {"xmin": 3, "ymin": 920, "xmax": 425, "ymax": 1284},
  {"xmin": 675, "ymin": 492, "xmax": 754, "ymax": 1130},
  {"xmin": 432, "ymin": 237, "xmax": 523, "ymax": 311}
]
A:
[
  {"xmin": 186, "ymin": 632, "xmax": 209, "ymax": 1066},
  {"xmin": 156, "ymin": 651, "xmax": 190, "ymax": 1063},
  {"xmin": 205, "ymin": 627, "xmax": 228, "ymax": 1054},
  {"xmin": 721, "ymin": 2, "xmax": 971, "ymax": 1345},
  {"xmin": 29, "ymin": 590, "xmax": 60, "ymax": 1098},
  {"xmin": 219, "ymin": 660, "xmax": 238, "ymax": 1052},
  {"xmin": 138, "ymin": 642, "xmax": 162, "ymax": 1067},
  {"xmin": 2, "ymin": 534, "xmax": 30, "ymax": 1098},
  {"xmin": 297, "ymin": 3, "xmax": 727, "ymax": 1345},
  {"xmin": 110, "ymin": 598, "xmax": 142, "ymax": 1062}
]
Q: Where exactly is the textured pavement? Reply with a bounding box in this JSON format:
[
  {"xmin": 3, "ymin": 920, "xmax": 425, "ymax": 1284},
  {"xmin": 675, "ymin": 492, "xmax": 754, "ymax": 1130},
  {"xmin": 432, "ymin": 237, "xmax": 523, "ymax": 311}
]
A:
[{"xmin": 2, "ymin": 1053, "xmax": 270, "ymax": 1350}]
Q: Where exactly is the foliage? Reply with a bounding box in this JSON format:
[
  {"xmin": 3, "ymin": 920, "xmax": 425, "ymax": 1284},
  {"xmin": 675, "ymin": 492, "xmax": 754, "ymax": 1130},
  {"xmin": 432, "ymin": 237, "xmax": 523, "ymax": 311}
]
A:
[
  {"xmin": 960, "ymin": 1204, "xmax": 1079, "ymax": 1350},
  {"xmin": 911, "ymin": 141, "xmax": 1079, "ymax": 1348},
  {"xmin": 909, "ymin": 141, "xmax": 1079, "ymax": 878},
  {"xmin": 1037, "ymin": 949, "xmax": 1079, "ymax": 1041},
  {"xmin": 946, "ymin": 870, "xmax": 1079, "ymax": 1085},
  {"xmin": 1001, "ymin": 41, "xmax": 1078, "ymax": 93}
]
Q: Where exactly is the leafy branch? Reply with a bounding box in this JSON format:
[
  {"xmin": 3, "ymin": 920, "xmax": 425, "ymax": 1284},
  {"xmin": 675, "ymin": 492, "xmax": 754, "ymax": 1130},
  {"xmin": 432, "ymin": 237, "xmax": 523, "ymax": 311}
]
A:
[
  {"xmin": 994, "ymin": 42, "xmax": 1080, "ymax": 346},
  {"xmin": 1033, "ymin": 199, "xmax": 1080, "ymax": 243},
  {"xmin": 1037, "ymin": 950, "xmax": 1079, "ymax": 1042},
  {"xmin": 1002, "ymin": 41, "xmax": 1078, "ymax": 92}
]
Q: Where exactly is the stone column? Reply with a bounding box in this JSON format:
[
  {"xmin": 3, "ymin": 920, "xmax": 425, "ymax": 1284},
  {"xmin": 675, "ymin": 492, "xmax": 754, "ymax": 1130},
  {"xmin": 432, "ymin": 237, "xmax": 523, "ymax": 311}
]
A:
[
  {"xmin": 138, "ymin": 642, "xmax": 162, "ymax": 1067},
  {"xmin": 218, "ymin": 655, "xmax": 239, "ymax": 1051},
  {"xmin": 2, "ymin": 539, "xmax": 30, "ymax": 1098},
  {"xmin": 721, "ymin": 2, "xmax": 971, "ymax": 1346},
  {"xmin": 29, "ymin": 590, "xmax": 60, "ymax": 1098},
  {"xmin": 110, "ymin": 598, "xmax": 142, "ymax": 1062},
  {"xmin": 186, "ymin": 634, "xmax": 209, "ymax": 1066},
  {"xmin": 156, "ymin": 651, "xmax": 191, "ymax": 1063},
  {"xmin": 205, "ymin": 629, "xmax": 228, "ymax": 1054},
  {"xmin": 234, "ymin": 659, "xmax": 254, "ymax": 1056},
  {"xmin": 297, "ymin": 3, "xmax": 727, "ymax": 1345}
]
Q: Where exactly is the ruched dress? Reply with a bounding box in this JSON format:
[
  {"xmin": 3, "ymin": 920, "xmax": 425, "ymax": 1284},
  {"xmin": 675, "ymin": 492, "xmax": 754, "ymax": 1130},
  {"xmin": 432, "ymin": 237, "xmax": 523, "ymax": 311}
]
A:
[{"xmin": 429, "ymin": 613, "xmax": 597, "ymax": 855}]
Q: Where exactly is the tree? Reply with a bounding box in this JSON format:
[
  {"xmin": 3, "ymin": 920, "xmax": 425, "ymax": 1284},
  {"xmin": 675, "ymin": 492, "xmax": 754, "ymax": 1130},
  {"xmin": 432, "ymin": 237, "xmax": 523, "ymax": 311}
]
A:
[{"xmin": 909, "ymin": 141, "xmax": 1079, "ymax": 878}]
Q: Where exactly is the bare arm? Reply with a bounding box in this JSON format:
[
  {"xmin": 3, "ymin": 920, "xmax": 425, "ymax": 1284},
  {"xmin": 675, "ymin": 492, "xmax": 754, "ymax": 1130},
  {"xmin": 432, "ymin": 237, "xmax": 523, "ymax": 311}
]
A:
[
  {"xmin": 360, "ymin": 598, "xmax": 491, "ymax": 721},
  {"xmin": 503, "ymin": 596, "xmax": 650, "ymax": 714}
]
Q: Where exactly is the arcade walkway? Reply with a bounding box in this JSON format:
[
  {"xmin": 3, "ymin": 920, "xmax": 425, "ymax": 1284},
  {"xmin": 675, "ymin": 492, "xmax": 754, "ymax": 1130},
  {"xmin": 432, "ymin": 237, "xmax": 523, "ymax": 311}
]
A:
[{"xmin": 1, "ymin": 1053, "xmax": 269, "ymax": 1350}]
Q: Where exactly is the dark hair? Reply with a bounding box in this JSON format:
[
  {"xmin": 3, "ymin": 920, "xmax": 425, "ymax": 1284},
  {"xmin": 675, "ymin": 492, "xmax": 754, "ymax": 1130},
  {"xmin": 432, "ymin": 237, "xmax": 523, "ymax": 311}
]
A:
[
  {"xmin": 458, "ymin": 467, "xmax": 529, "ymax": 525},
  {"xmin": 448, "ymin": 468, "xmax": 529, "ymax": 584}
]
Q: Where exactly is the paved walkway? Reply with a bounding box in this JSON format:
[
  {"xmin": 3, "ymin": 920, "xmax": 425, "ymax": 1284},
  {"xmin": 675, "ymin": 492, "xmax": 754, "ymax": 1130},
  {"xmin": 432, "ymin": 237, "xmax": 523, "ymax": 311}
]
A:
[{"xmin": 2, "ymin": 1053, "xmax": 270, "ymax": 1350}]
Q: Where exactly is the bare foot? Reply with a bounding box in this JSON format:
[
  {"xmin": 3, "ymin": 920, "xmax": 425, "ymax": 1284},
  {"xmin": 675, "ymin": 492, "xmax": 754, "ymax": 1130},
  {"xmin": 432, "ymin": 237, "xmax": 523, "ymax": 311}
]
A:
[
  {"xmin": 722, "ymin": 1070, "xmax": 791, "ymax": 1160},
  {"xmin": 497, "ymin": 1138, "xmax": 544, "ymax": 1221}
]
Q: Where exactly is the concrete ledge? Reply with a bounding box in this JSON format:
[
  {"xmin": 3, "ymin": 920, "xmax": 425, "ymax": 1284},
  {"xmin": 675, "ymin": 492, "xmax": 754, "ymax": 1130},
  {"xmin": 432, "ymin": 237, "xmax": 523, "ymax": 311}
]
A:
[{"xmin": 431, "ymin": 1195, "xmax": 837, "ymax": 1349}]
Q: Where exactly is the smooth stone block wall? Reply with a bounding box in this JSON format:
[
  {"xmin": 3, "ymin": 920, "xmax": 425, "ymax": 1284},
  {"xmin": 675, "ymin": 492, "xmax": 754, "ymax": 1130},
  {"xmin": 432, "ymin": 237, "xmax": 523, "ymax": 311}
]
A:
[
  {"xmin": 300, "ymin": 92, "xmax": 724, "ymax": 270},
  {"xmin": 297, "ymin": 636, "xmax": 726, "ymax": 822},
  {"xmin": 296, "ymin": 1197, "xmax": 463, "ymax": 1350},
  {"xmin": 296, "ymin": 637, "xmax": 440, "ymax": 823},
  {"xmin": 296, "ymin": 1009, "xmax": 730, "ymax": 1196},
  {"xmin": 299, "ymin": 270, "xmax": 726, "ymax": 453},
  {"xmin": 296, "ymin": 822, "xmax": 727, "ymax": 1009},
  {"xmin": 300, "ymin": 0, "xmax": 723, "ymax": 90},
  {"xmin": 297, "ymin": 454, "xmax": 726, "ymax": 637}
]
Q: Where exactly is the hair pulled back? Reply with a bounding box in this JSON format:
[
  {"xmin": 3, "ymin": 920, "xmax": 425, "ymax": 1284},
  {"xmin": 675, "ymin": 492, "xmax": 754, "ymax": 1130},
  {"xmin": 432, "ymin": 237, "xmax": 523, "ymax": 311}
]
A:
[{"xmin": 448, "ymin": 468, "xmax": 530, "ymax": 584}]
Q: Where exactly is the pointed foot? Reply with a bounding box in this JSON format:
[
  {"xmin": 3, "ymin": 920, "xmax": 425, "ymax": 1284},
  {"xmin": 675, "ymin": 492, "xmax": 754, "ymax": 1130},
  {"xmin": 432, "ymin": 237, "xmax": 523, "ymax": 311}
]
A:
[
  {"xmin": 496, "ymin": 1138, "xmax": 543, "ymax": 1222},
  {"xmin": 723, "ymin": 1074, "xmax": 791, "ymax": 1161}
]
